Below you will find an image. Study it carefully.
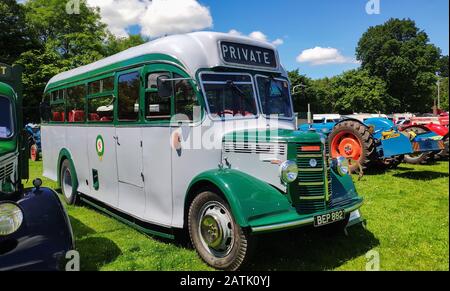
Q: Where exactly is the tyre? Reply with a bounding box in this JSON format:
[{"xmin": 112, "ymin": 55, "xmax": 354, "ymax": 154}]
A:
[
  {"xmin": 378, "ymin": 155, "xmax": 404, "ymax": 169},
  {"xmin": 436, "ymin": 136, "xmax": 449, "ymax": 159},
  {"xmin": 60, "ymin": 159, "xmax": 78, "ymax": 205},
  {"xmin": 329, "ymin": 120, "xmax": 377, "ymax": 172},
  {"xmin": 402, "ymin": 126, "xmax": 434, "ymax": 164},
  {"xmin": 188, "ymin": 190, "xmax": 254, "ymax": 270},
  {"xmin": 30, "ymin": 144, "xmax": 39, "ymax": 162}
]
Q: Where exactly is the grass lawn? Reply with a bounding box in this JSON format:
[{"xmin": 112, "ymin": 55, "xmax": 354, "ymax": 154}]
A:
[{"xmin": 25, "ymin": 160, "xmax": 449, "ymax": 271}]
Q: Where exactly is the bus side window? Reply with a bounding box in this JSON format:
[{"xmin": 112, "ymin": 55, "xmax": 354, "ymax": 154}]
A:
[
  {"xmin": 88, "ymin": 95, "xmax": 114, "ymax": 122},
  {"xmin": 50, "ymin": 90, "xmax": 66, "ymax": 122},
  {"xmin": 173, "ymin": 73, "xmax": 199, "ymax": 122},
  {"xmin": 118, "ymin": 72, "xmax": 140, "ymax": 121},
  {"xmin": 67, "ymin": 85, "xmax": 86, "ymax": 123},
  {"xmin": 145, "ymin": 72, "xmax": 171, "ymax": 121}
]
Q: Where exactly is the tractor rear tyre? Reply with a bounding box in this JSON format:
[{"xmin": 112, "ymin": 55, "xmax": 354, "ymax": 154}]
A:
[{"xmin": 329, "ymin": 120, "xmax": 377, "ymax": 172}]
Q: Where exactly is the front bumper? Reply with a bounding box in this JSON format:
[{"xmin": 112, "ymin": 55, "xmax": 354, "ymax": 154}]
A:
[{"xmin": 250, "ymin": 197, "xmax": 363, "ymax": 234}]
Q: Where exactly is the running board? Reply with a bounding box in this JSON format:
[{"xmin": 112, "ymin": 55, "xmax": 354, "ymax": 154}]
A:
[{"xmin": 78, "ymin": 194, "xmax": 175, "ymax": 240}]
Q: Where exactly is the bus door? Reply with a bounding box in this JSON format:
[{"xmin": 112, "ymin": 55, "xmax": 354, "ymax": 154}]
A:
[
  {"xmin": 115, "ymin": 69, "xmax": 145, "ymax": 218},
  {"xmin": 140, "ymin": 65, "xmax": 174, "ymax": 226}
]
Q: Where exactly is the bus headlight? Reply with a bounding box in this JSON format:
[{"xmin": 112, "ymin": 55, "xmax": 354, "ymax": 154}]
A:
[
  {"xmin": 279, "ymin": 160, "xmax": 298, "ymax": 184},
  {"xmin": 0, "ymin": 203, "xmax": 24, "ymax": 236},
  {"xmin": 333, "ymin": 156, "xmax": 350, "ymax": 176}
]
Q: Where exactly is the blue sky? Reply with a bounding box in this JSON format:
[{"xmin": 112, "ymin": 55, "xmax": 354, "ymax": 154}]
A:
[
  {"xmin": 20, "ymin": 0, "xmax": 448, "ymax": 79},
  {"xmin": 200, "ymin": 0, "xmax": 449, "ymax": 79}
]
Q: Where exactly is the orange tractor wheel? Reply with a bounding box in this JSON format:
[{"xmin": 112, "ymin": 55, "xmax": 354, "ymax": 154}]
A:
[{"xmin": 328, "ymin": 120, "xmax": 377, "ymax": 172}]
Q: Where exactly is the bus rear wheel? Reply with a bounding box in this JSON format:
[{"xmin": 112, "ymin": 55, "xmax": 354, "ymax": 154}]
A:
[
  {"xmin": 188, "ymin": 190, "xmax": 254, "ymax": 271},
  {"xmin": 60, "ymin": 159, "xmax": 78, "ymax": 205}
]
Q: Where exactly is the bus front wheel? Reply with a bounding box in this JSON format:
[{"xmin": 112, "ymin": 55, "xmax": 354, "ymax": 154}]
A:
[
  {"xmin": 188, "ymin": 190, "xmax": 254, "ymax": 271},
  {"xmin": 60, "ymin": 159, "xmax": 78, "ymax": 205}
]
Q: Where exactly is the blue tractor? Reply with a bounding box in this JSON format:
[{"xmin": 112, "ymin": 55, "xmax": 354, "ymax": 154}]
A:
[
  {"xmin": 299, "ymin": 114, "xmax": 444, "ymax": 172},
  {"xmin": 25, "ymin": 123, "xmax": 41, "ymax": 161}
]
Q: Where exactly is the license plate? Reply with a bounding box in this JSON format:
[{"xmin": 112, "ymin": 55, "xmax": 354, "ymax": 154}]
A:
[{"xmin": 314, "ymin": 210, "xmax": 345, "ymax": 227}]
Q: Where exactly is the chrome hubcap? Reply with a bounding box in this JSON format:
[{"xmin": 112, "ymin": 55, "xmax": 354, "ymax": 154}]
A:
[
  {"xmin": 198, "ymin": 202, "xmax": 234, "ymax": 257},
  {"xmin": 62, "ymin": 168, "xmax": 72, "ymax": 199}
]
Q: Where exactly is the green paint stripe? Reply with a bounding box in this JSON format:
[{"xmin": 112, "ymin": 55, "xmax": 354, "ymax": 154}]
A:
[{"xmin": 80, "ymin": 197, "xmax": 174, "ymax": 240}]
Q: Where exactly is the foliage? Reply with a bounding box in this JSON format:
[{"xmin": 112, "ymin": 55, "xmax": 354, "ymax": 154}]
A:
[
  {"xmin": 289, "ymin": 69, "xmax": 397, "ymax": 114},
  {"xmin": 25, "ymin": 160, "xmax": 449, "ymax": 271},
  {"xmin": 356, "ymin": 18, "xmax": 441, "ymax": 113},
  {"xmin": 330, "ymin": 69, "xmax": 398, "ymax": 114},
  {"xmin": 438, "ymin": 55, "xmax": 449, "ymax": 78},
  {"xmin": 0, "ymin": 0, "xmax": 37, "ymax": 64}
]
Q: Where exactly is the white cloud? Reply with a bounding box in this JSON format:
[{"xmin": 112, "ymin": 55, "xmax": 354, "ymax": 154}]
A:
[
  {"xmin": 227, "ymin": 29, "xmax": 284, "ymax": 46},
  {"xmin": 248, "ymin": 31, "xmax": 268, "ymax": 42},
  {"xmin": 272, "ymin": 38, "xmax": 284, "ymax": 46},
  {"xmin": 87, "ymin": 0, "xmax": 213, "ymax": 38},
  {"xmin": 140, "ymin": 0, "xmax": 213, "ymax": 38},
  {"xmin": 296, "ymin": 47, "xmax": 358, "ymax": 65}
]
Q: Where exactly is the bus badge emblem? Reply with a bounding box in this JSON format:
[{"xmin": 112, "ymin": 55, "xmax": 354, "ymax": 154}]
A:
[{"xmin": 96, "ymin": 135, "xmax": 104, "ymax": 161}]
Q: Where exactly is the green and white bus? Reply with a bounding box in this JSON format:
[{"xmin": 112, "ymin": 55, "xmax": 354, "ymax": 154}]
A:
[{"xmin": 41, "ymin": 32, "xmax": 364, "ymax": 270}]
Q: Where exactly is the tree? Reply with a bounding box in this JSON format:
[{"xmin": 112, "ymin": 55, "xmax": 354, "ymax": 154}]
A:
[
  {"xmin": 330, "ymin": 69, "xmax": 398, "ymax": 114},
  {"xmin": 104, "ymin": 33, "xmax": 147, "ymax": 56},
  {"xmin": 356, "ymin": 18, "xmax": 441, "ymax": 113},
  {"xmin": 438, "ymin": 55, "xmax": 449, "ymax": 78},
  {"xmin": 0, "ymin": 0, "xmax": 37, "ymax": 64},
  {"xmin": 16, "ymin": 0, "xmax": 108, "ymax": 121}
]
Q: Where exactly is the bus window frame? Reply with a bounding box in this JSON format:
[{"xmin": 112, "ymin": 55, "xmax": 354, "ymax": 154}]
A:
[
  {"xmin": 198, "ymin": 71, "xmax": 260, "ymax": 121},
  {"xmin": 49, "ymin": 89, "xmax": 66, "ymax": 124},
  {"xmin": 142, "ymin": 64, "xmax": 205, "ymax": 127},
  {"xmin": 254, "ymin": 74, "xmax": 295, "ymax": 121},
  {"xmin": 86, "ymin": 73, "xmax": 116, "ymax": 124},
  {"xmin": 115, "ymin": 67, "xmax": 144, "ymax": 125},
  {"xmin": 88, "ymin": 74, "xmax": 115, "ymax": 97},
  {"xmin": 0, "ymin": 94, "xmax": 16, "ymax": 141},
  {"xmin": 66, "ymin": 84, "xmax": 87, "ymax": 124}
]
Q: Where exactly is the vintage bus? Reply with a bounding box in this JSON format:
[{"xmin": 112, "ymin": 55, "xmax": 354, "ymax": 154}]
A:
[{"xmin": 41, "ymin": 32, "xmax": 364, "ymax": 270}]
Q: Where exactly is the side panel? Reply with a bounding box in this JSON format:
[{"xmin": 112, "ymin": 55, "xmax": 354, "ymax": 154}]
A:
[
  {"xmin": 86, "ymin": 127, "xmax": 119, "ymax": 207},
  {"xmin": 42, "ymin": 125, "xmax": 66, "ymax": 181},
  {"xmin": 65, "ymin": 126, "xmax": 90, "ymax": 195},
  {"xmin": 171, "ymin": 125, "xmax": 221, "ymax": 228},
  {"xmin": 142, "ymin": 127, "xmax": 173, "ymax": 226}
]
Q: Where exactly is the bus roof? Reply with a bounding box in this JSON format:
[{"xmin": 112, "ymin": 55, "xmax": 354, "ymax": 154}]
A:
[{"xmin": 46, "ymin": 31, "xmax": 285, "ymax": 91}]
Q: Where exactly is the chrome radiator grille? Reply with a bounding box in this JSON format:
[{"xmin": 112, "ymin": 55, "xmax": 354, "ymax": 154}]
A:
[
  {"xmin": 0, "ymin": 161, "xmax": 15, "ymax": 182},
  {"xmin": 289, "ymin": 143, "xmax": 331, "ymax": 214}
]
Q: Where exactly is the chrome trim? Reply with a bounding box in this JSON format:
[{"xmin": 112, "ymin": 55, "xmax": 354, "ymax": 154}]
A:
[{"xmin": 251, "ymin": 200, "xmax": 364, "ymax": 233}]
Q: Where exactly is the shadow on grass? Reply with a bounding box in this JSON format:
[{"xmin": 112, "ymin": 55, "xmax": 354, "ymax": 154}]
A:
[
  {"xmin": 244, "ymin": 225, "xmax": 379, "ymax": 271},
  {"xmin": 393, "ymin": 171, "xmax": 449, "ymax": 180},
  {"xmin": 69, "ymin": 216, "xmax": 122, "ymax": 271}
]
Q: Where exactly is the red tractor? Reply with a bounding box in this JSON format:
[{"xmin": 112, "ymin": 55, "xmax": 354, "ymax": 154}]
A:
[{"xmin": 399, "ymin": 114, "xmax": 449, "ymax": 163}]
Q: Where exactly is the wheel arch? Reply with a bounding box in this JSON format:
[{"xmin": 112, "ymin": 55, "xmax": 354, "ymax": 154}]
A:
[
  {"xmin": 57, "ymin": 148, "xmax": 78, "ymax": 192},
  {"xmin": 184, "ymin": 169, "xmax": 292, "ymax": 230}
]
